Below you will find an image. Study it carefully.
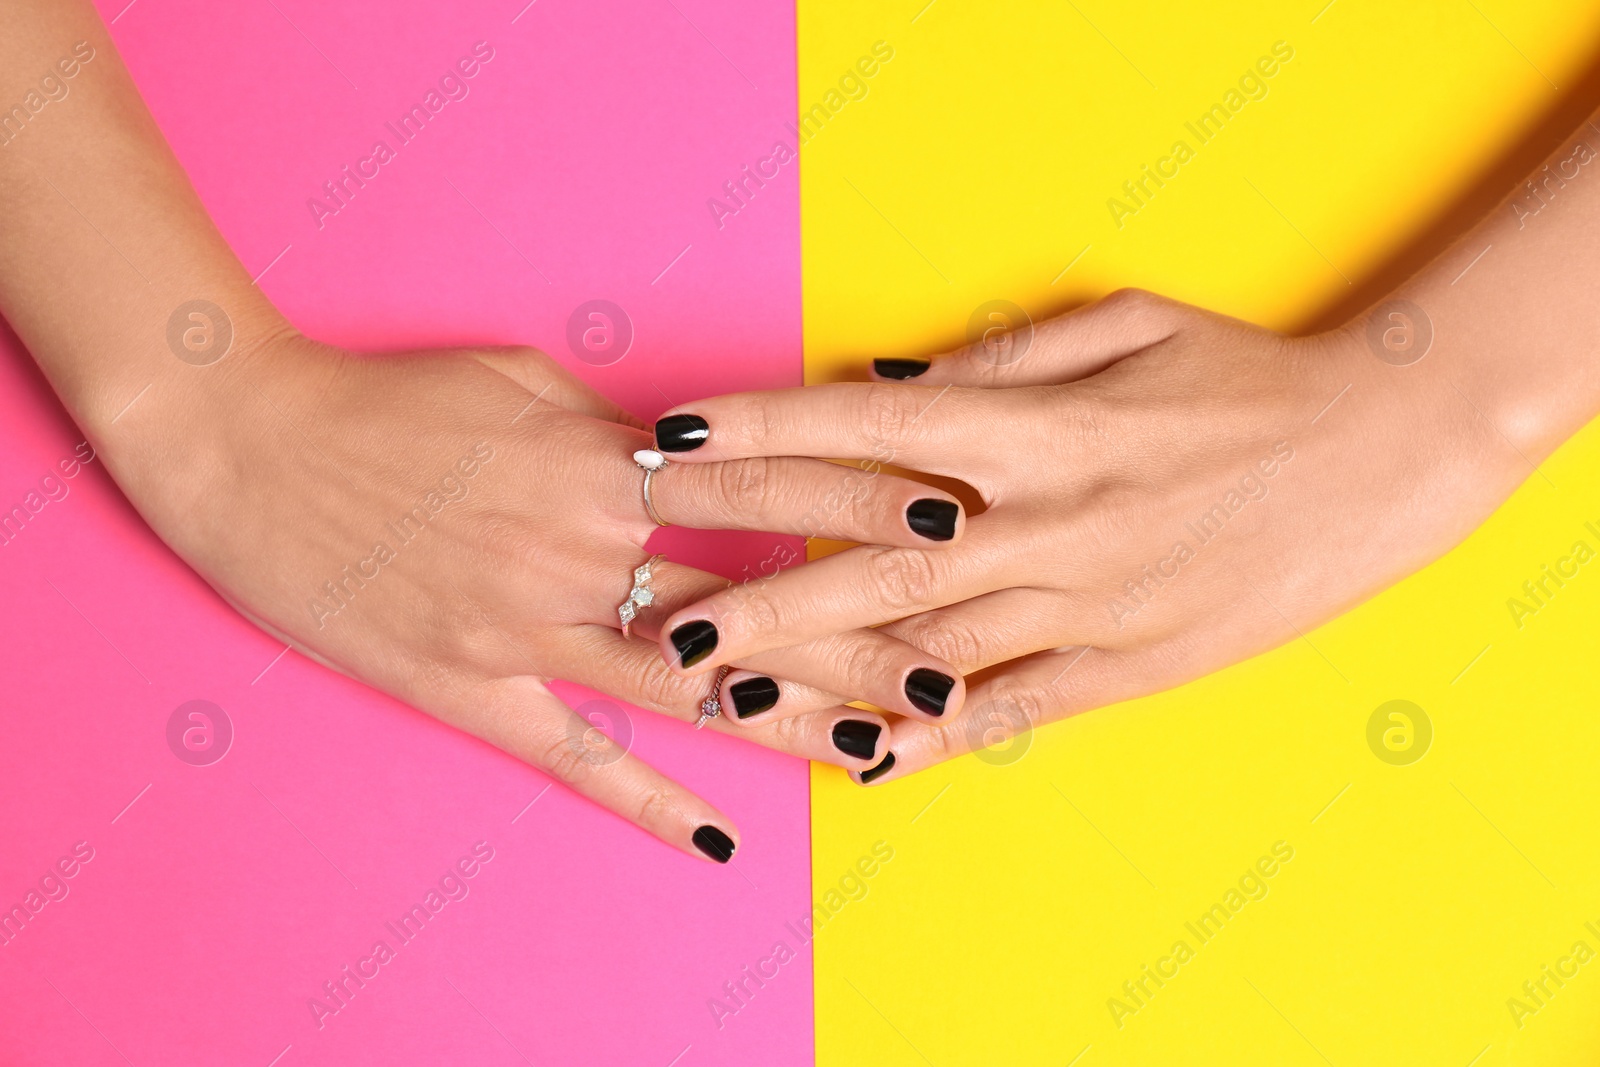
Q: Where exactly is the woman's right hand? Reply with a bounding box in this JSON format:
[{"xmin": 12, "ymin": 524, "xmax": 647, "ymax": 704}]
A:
[{"xmin": 94, "ymin": 329, "xmax": 968, "ymax": 861}]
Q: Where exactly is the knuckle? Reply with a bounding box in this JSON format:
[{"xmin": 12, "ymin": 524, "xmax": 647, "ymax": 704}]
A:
[
  {"xmin": 634, "ymin": 784, "xmax": 679, "ymax": 827},
  {"xmin": 963, "ymin": 343, "xmax": 1015, "ymax": 385},
  {"xmin": 895, "ymin": 613, "xmax": 986, "ymax": 670},
  {"xmin": 957, "ymin": 687, "xmax": 1043, "ymax": 762},
  {"xmin": 715, "ymin": 581, "xmax": 784, "ymax": 639},
  {"xmin": 838, "ymin": 637, "xmax": 903, "ymax": 689},
  {"xmin": 736, "ymin": 395, "xmax": 776, "ymax": 449},
  {"xmin": 632, "ymin": 661, "xmax": 701, "ymax": 720},
  {"xmin": 715, "ymin": 457, "xmax": 774, "ymax": 518},
  {"xmin": 863, "ymin": 546, "xmax": 941, "ymax": 612},
  {"xmin": 860, "ymin": 383, "xmax": 923, "ymax": 448},
  {"xmin": 983, "ymin": 684, "xmax": 1049, "ymax": 729},
  {"xmin": 1102, "ymin": 287, "xmax": 1159, "ymax": 314},
  {"xmin": 1075, "ymin": 482, "xmax": 1150, "ymax": 552},
  {"xmin": 536, "ymin": 726, "xmax": 593, "ymax": 786},
  {"xmin": 1099, "ymin": 287, "xmax": 1196, "ymax": 336},
  {"xmin": 923, "ymin": 719, "xmax": 965, "ymax": 763},
  {"xmin": 768, "ymin": 712, "xmax": 806, "ymax": 752}
]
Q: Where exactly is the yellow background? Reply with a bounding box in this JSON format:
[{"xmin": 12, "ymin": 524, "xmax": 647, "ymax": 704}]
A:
[{"xmin": 800, "ymin": 2, "xmax": 1600, "ymax": 1064}]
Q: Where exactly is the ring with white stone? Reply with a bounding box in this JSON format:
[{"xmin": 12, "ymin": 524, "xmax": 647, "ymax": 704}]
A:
[
  {"xmin": 633, "ymin": 448, "xmax": 670, "ymax": 527},
  {"xmin": 694, "ymin": 666, "xmax": 732, "ymax": 729},
  {"xmin": 618, "ymin": 553, "xmax": 666, "ymax": 638}
]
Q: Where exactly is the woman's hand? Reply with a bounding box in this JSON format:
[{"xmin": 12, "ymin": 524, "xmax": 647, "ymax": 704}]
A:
[
  {"xmin": 0, "ymin": 0, "xmax": 975, "ymax": 856},
  {"xmin": 647, "ymin": 289, "xmax": 1540, "ymax": 782},
  {"xmin": 101, "ymin": 330, "xmax": 971, "ymax": 855}
]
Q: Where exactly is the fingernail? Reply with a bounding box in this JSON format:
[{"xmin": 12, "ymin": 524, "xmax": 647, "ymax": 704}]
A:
[
  {"xmin": 831, "ymin": 719, "xmax": 883, "ymax": 760},
  {"xmin": 906, "ymin": 498, "xmax": 958, "ymax": 541},
  {"xmin": 656, "ymin": 414, "xmax": 709, "ymax": 452},
  {"xmin": 874, "ymin": 358, "xmax": 929, "ymax": 380},
  {"xmin": 670, "ymin": 620, "xmax": 719, "ymax": 668},
  {"xmin": 692, "ymin": 825, "xmax": 736, "ymax": 863},
  {"xmin": 905, "ymin": 668, "xmax": 954, "ymax": 716},
  {"xmin": 858, "ymin": 751, "xmax": 897, "ymax": 784},
  {"xmin": 730, "ymin": 676, "xmax": 780, "ymax": 719}
]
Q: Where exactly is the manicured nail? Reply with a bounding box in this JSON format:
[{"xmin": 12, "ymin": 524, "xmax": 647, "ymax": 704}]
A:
[
  {"xmin": 905, "ymin": 668, "xmax": 954, "ymax": 716},
  {"xmin": 858, "ymin": 751, "xmax": 897, "ymax": 784},
  {"xmin": 692, "ymin": 825, "xmax": 736, "ymax": 863},
  {"xmin": 906, "ymin": 498, "xmax": 958, "ymax": 541},
  {"xmin": 730, "ymin": 676, "xmax": 780, "ymax": 719},
  {"xmin": 874, "ymin": 358, "xmax": 929, "ymax": 380},
  {"xmin": 670, "ymin": 620, "xmax": 719, "ymax": 668},
  {"xmin": 831, "ymin": 719, "xmax": 882, "ymax": 760},
  {"xmin": 656, "ymin": 414, "xmax": 709, "ymax": 452}
]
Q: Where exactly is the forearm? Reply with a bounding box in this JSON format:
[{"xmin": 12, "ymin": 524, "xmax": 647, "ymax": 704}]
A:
[
  {"xmin": 0, "ymin": 0, "xmax": 288, "ymax": 440},
  {"xmin": 1374, "ymin": 103, "xmax": 1600, "ymax": 460}
]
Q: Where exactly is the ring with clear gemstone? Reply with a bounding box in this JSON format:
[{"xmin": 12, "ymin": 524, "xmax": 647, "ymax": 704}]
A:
[{"xmin": 618, "ymin": 553, "xmax": 666, "ymax": 637}]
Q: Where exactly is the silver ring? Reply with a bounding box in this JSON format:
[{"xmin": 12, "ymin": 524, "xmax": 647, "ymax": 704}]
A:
[
  {"xmin": 618, "ymin": 553, "xmax": 665, "ymax": 638},
  {"xmin": 694, "ymin": 666, "xmax": 732, "ymax": 729},
  {"xmin": 633, "ymin": 448, "xmax": 669, "ymax": 527}
]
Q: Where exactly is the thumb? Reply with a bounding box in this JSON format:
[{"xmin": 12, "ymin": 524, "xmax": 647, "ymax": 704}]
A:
[{"xmin": 473, "ymin": 344, "xmax": 647, "ymax": 428}]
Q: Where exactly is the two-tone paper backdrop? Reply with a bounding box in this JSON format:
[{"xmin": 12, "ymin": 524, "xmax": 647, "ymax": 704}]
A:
[
  {"xmin": 0, "ymin": 1, "xmax": 810, "ymax": 1065},
  {"xmin": 803, "ymin": 2, "xmax": 1600, "ymax": 1066},
  {"xmin": 2, "ymin": 0, "xmax": 1598, "ymax": 1064}
]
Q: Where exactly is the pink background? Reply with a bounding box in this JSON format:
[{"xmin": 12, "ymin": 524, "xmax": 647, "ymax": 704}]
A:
[{"xmin": 0, "ymin": 1, "xmax": 811, "ymax": 1064}]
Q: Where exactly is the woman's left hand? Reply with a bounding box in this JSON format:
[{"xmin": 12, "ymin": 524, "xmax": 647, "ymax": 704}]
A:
[{"xmin": 647, "ymin": 288, "xmax": 1538, "ymax": 782}]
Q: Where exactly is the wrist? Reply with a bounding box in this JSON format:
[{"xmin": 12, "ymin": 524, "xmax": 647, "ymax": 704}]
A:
[
  {"xmin": 93, "ymin": 320, "xmax": 343, "ymax": 523},
  {"xmin": 1326, "ymin": 297, "xmax": 1547, "ymax": 506},
  {"xmin": 1361, "ymin": 279, "xmax": 1600, "ymax": 468},
  {"xmin": 62, "ymin": 284, "xmax": 292, "ymax": 427}
]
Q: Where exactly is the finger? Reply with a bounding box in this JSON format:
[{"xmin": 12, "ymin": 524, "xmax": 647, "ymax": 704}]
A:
[
  {"xmin": 627, "ymin": 562, "xmax": 966, "ymax": 723},
  {"xmin": 716, "ymin": 620, "xmax": 966, "ymax": 723},
  {"xmin": 715, "ymin": 667, "xmax": 832, "ymax": 724},
  {"xmin": 648, "ymin": 454, "xmax": 965, "ymax": 546},
  {"xmin": 451, "ymin": 671, "xmax": 739, "ymax": 863},
  {"xmin": 877, "ymin": 587, "xmax": 1080, "ymax": 674},
  {"xmin": 728, "ymin": 701, "xmax": 891, "ymax": 766},
  {"xmin": 870, "ymin": 288, "xmax": 1185, "ymax": 389},
  {"xmin": 651, "ymin": 381, "xmax": 1046, "ymax": 477},
  {"xmin": 619, "ymin": 600, "xmax": 964, "ymax": 725},
  {"xmin": 658, "ymin": 540, "xmax": 1001, "ymax": 678},
  {"xmin": 557, "ymin": 627, "xmax": 891, "ymax": 768},
  {"xmin": 703, "ymin": 590, "xmax": 1081, "ymax": 725},
  {"xmin": 710, "ymin": 588, "xmax": 1079, "ymax": 727},
  {"xmin": 850, "ymin": 643, "xmax": 1182, "ymax": 786},
  {"xmin": 543, "ymin": 616, "xmax": 732, "ymax": 724}
]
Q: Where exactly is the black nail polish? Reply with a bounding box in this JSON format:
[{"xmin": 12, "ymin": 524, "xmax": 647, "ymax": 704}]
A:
[
  {"xmin": 670, "ymin": 620, "xmax": 719, "ymax": 668},
  {"xmin": 692, "ymin": 825, "xmax": 736, "ymax": 863},
  {"xmin": 858, "ymin": 751, "xmax": 897, "ymax": 784},
  {"xmin": 831, "ymin": 720, "xmax": 882, "ymax": 760},
  {"xmin": 730, "ymin": 676, "xmax": 780, "ymax": 719},
  {"xmin": 656, "ymin": 414, "xmax": 710, "ymax": 452},
  {"xmin": 905, "ymin": 668, "xmax": 954, "ymax": 716},
  {"xmin": 874, "ymin": 358, "xmax": 929, "ymax": 380},
  {"xmin": 906, "ymin": 499, "xmax": 958, "ymax": 541}
]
